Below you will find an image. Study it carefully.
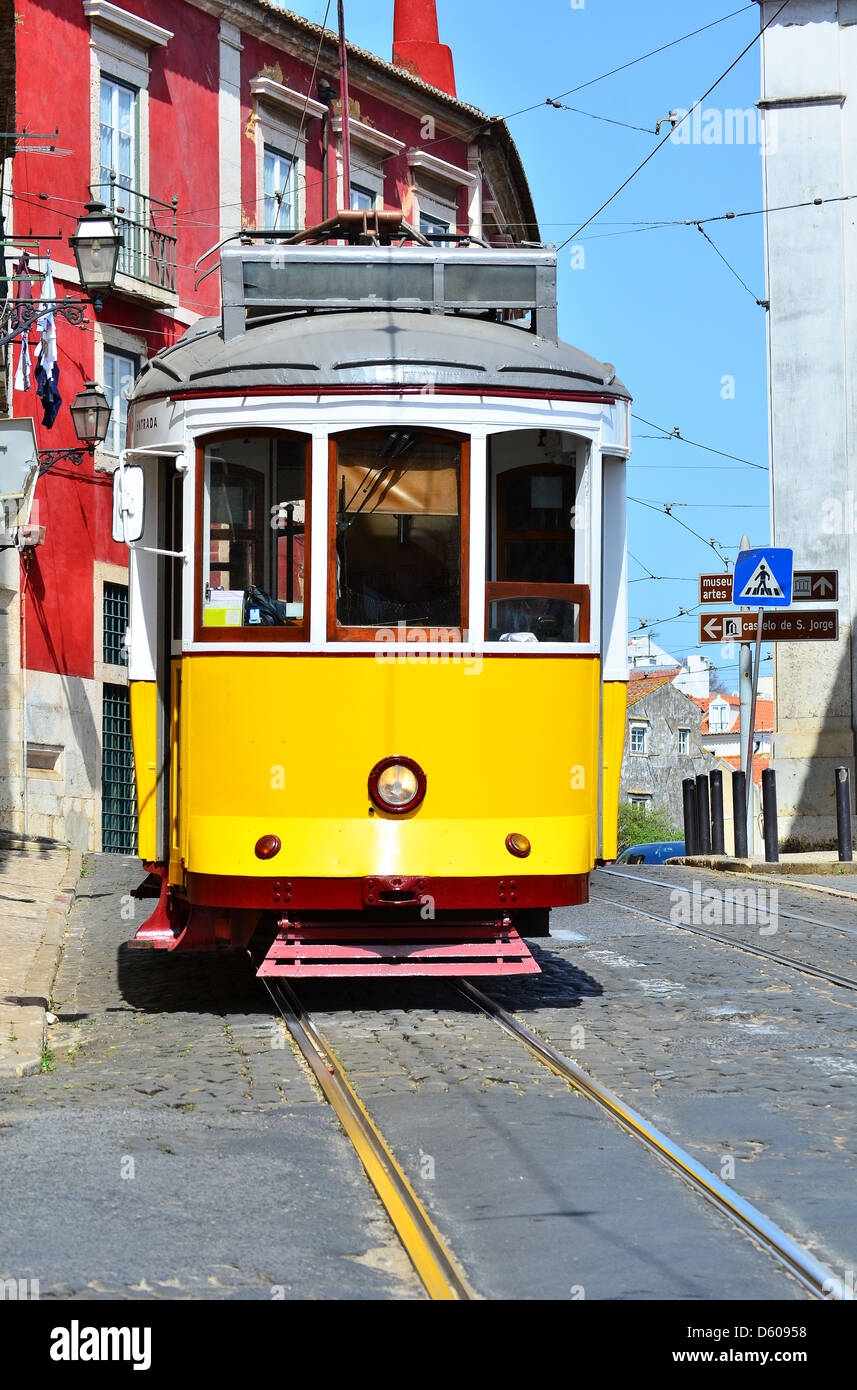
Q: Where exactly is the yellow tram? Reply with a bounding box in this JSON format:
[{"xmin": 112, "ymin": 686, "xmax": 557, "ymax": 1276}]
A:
[{"xmin": 114, "ymin": 214, "xmax": 630, "ymax": 977}]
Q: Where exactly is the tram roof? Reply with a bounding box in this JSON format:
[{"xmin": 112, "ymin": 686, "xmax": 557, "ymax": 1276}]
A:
[{"xmin": 131, "ymin": 310, "xmax": 630, "ymax": 403}]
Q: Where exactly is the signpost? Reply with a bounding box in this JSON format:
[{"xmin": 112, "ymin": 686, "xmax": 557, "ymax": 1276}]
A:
[
  {"xmin": 699, "ymin": 611, "xmax": 839, "ymax": 643},
  {"xmin": 792, "ymin": 570, "xmax": 838, "ymax": 602},
  {"xmin": 700, "ymin": 570, "xmax": 838, "ymax": 606},
  {"xmin": 697, "ymin": 547, "xmax": 839, "ymax": 854},
  {"xmin": 699, "ymin": 573, "xmax": 734, "ymax": 606},
  {"xmin": 732, "ymin": 546, "xmax": 794, "ymax": 608}
]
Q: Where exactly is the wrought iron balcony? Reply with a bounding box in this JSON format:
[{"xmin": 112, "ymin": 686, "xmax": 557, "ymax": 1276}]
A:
[{"xmin": 91, "ymin": 177, "xmax": 178, "ymax": 295}]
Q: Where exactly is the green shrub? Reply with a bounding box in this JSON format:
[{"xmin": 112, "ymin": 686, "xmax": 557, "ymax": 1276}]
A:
[{"xmin": 617, "ymin": 802, "xmax": 683, "ymax": 853}]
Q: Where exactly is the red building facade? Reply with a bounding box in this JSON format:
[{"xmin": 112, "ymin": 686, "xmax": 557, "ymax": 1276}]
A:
[{"xmin": 0, "ymin": 0, "xmax": 537, "ymax": 848}]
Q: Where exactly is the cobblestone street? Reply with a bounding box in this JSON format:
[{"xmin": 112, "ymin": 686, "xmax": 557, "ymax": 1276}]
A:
[{"xmin": 2, "ymin": 853, "xmax": 854, "ymax": 1300}]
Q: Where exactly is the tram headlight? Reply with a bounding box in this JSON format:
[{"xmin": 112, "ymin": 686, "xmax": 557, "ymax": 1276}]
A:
[{"xmin": 368, "ymin": 757, "xmax": 427, "ymax": 814}]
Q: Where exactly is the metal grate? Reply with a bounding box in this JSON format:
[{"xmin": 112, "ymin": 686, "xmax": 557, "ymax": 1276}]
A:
[
  {"xmin": 102, "ymin": 684, "xmax": 137, "ymax": 854},
  {"xmin": 103, "ymin": 582, "xmax": 129, "ymax": 666}
]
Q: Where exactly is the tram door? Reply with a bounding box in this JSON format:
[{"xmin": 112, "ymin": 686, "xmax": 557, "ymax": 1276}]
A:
[{"xmin": 150, "ymin": 459, "xmax": 184, "ymax": 869}]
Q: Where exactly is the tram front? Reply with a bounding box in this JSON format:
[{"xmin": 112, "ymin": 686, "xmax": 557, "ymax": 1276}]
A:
[{"xmin": 117, "ymin": 226, "xmax": 631, "ymax": 977}]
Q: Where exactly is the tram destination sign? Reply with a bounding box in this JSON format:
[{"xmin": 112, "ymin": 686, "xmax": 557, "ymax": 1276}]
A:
[
  {"xmin": 699, "ymin": 611, "xmax": 839, "ymax": 643},
  {"xmin": 699, "ymin": 569, "xmax": 839, "ymax": 605}
]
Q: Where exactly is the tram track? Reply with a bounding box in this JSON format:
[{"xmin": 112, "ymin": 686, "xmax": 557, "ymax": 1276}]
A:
[
  {"xmin": 599, "ymin": 867, "xmax": 857, "ymax": 939},
  {"xmin": 591, "ymin": 869, "xmax": 857, "ymax": 994},
  {"xmin": 260, "ymin": 975, "xmax": 473, "ymax": 1301},
  {"xmin": 259, "ymin": 961, "xmax": 845, "ymax": 1301},
  {"xmin": 454, "ymin": 980, "xmax": 845, "ymax": 1301}
]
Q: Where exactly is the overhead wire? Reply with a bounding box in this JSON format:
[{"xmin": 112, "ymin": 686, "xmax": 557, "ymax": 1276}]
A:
[{"xmin": 557, "ymin": 0, "xmax": 793, "ymax": 248}]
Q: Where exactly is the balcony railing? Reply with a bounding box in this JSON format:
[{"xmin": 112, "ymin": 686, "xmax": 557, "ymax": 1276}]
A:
[{"xmin": 92, "ymin": 178, "xmax": 178, "ymax": 295}]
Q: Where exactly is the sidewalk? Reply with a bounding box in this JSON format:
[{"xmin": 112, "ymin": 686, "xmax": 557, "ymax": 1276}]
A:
[
  {"xmin": 673, "ymin": 851, "xmax": 857, "ymax": 898},
  {"xmin": 0, "ymin": 831, "xmax": 82, "ymax": 1077}
]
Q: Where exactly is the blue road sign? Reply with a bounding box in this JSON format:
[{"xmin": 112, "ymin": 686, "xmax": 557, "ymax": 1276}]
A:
[{"xmin": 732, "ymin": 547, "xmax": 794, "ymax": 608}]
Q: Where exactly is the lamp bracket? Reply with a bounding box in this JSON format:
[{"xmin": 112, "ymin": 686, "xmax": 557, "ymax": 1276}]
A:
[{"xmin": 37, "ymin": 444, "xmax": 95, "ymax": 476}]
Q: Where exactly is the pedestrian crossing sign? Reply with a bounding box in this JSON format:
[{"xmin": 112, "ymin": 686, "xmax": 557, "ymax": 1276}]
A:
[{"xmin": 732, "ymin": 546, "xmax": 793, "ymax": 608}]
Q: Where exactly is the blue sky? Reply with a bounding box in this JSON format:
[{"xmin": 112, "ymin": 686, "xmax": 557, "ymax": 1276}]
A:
[{"xmin": 288, "ymin": 0, "xmax": 773, "ymax": 688}]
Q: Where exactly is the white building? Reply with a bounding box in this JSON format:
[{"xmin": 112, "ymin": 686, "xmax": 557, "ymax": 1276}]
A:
[
  {"xmin": 627, "ymin": 637, "xmax": 712, "ymax": 699},
  {"xmin": 757, "ymin": 0, "xmax": 857, "ymax": 848}
]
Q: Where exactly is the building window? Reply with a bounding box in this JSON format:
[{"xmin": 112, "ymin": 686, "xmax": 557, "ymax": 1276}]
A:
[
  {"xmin": 264, "ymin": 147, "xmax": 296, "ymax": 231},
  {"xmin": 103, "ymin": 582, "xmax": 129, "ymax": 666},
  {"xmin": 351, "ymin": 183, "xmax": 377, "ymax": 211},
  {"xmin": 678, "ymin": 728, "xmax": 690, "ymax": 755},
  {"xmin": 630, "ymin": 722, "xmax": 648, "ymax": 755},
  {"xmin": 629, "ymin": 793, "xmax": 653, "ymax": 807},
  {"xmin": 420, "ymin": 211, "xmax": 451, "ymax": 243},
  {"xmin": 709, "ymin": 701, "xmax": 731, "ymax": 734},
  {"xmin": 102, "ymin": 684, "xmax": 137, "ymax": 854},
  {"xmin": 103, "ymin": 349, "xmax": 138, "ymax": 456},
  {"xmin": 100, "ymin": 75, "xmax": 138, "ymax": 194},
  {"xmin": 100, "ymin": 76, "xmax": 141, "ymax": 277}
]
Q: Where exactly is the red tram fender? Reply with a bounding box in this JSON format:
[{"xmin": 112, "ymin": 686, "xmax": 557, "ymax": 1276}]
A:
[{"xmin": 256, "ymin": 918, "xmax": 540, "ymax": 978}]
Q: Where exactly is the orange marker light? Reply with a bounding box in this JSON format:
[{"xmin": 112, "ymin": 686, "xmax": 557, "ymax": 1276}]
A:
[
  {"xmin": 506, "ymin": 833, "xmax": 531, "ymax": 858},
  {"xmin": 255, "ymin": 834, "xmax": 282, "ymax": 860}
]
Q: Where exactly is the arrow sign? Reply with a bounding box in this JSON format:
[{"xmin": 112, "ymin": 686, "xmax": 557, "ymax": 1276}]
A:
[
  {"xmin": 733, "ymin": 546, "xmax": 793, "ymax": 607},
  {"xmin": 700, "ymin": 611, "xmax": 839, "ymax": 643},
  {"xmin": 792, "ymin": 569, "xmax": 838, "ymax": 602}
]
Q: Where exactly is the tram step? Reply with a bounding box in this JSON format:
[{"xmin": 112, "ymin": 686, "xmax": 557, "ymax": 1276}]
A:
[{"xmin": 256, "ymin": 918, "xmax": 541, "ymax": 978}]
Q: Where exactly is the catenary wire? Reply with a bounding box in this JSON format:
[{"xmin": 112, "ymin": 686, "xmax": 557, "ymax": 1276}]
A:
[{"xmin": 557, "ymin": 0, "xmax": 793, "ymax": 248}]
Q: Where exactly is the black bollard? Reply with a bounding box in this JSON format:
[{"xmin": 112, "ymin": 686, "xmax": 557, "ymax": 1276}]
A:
[
  {"xmin": 682, "ymin": 777, "xmax": 699, "ymax": 857},
  {"xmin": 710, "ymin": 771, "xmax": 725, "ymax": 855},
  {"xmin": 732, "ymin": 770, "xmax": 748, "ymax": 859},
  {"xmin": 836, "ymin": 767, "xmax": 853, "ymax": 863},
  {"xmin": 762, "ymin": 768, "xmax": 779, "ymax": 864},
  {"xmin": 696, "ymin": 774, "xmax": 712, "ymax": 855}
]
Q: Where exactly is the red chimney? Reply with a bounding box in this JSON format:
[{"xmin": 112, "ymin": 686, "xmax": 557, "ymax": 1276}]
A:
[{"xmin": 393, "ymin": 0, "xmax": 457, "ymax": 97}]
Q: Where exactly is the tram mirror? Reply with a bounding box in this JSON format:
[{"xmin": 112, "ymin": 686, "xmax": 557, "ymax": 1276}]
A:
[{"xmin": 112, "ymin": 466, "xmax": 145, "ymax": 545}]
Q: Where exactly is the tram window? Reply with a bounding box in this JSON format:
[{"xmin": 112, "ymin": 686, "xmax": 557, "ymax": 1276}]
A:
[
  {"xmin": 331, "ymin": 430, "xmax": 465, "ymax": 636},
  {"xmin": 200, "ymin": 435, "xmax": 309, "ymax": 636},
  {"xmin": 486, "ymin": 442, "xmax": 588, "ymax": 643}
]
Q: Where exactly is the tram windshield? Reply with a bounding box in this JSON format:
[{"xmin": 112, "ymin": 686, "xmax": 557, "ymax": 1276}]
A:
[
  {"xmin": 332, "ymin": 429, "xmax": 465, "ymax": 636},
  {"xmin": 200, "ymin": 434, "xmax": 309, "ymax": 635}
]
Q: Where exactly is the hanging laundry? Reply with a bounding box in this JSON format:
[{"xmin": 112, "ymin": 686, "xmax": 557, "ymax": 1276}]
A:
[
  {"xmin": 34, "ymin": 251, "xmax": 61, "ymax": 428},
  {"xmin": 11, "ymin": 250, "xmax": 33, "ymax": 336},
  {"xmin": 35, "ymin": 360, "xmax": 62, "ymax": 428},
  {"xmin": 12, "ymin": 251, "xmax": 34, "ymax": 393},
  {"xmin": 14, "ymin": 334, "xmax": 31, "ymax": 391},
  {"xmin": 36, "ymin": 251, "xmax": 57, "ymax": 376}
]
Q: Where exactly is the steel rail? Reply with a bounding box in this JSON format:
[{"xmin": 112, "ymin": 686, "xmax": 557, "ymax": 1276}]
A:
[
  {"xmin": 589, "ymin": 893, "xmax": 857, "ymax": 993},
  {"xmin": 598, "ymin": 866, "xmax": 857, "ymax": 938},
  {"xmin": 262, "ymin": 977, "xmax": 473, "ymax": 1301},
  {"xmin": 457, "ymin": 980, "xmax": 845, "ymax": 1300},
  {"xmin": 591, "ymin": 875, "xmax": 857, "ymax": 993}
]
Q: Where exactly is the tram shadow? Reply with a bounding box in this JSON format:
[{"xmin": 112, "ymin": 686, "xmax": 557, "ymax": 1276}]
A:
[
  {"xmin": 115, "ymin": 935, "xmax": 600, "ymax": 1021},
  {"xmin": 288, "ymin": 942, "xmax": 602, "ymax": 1020}
]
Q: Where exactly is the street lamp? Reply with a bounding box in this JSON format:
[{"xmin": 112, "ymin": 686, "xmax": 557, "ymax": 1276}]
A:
[
  {"xmin": 68, "ymin": 202, "xmax": 123, "ymax": 310},
  {"xmin": 38, "ymin": 382, "xmax": 113, "ymax": 475}
]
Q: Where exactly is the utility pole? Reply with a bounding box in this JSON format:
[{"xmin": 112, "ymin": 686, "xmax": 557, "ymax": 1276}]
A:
[{"xmin": 738, "ymin": 534, "xmax": 755, "ymax": 855}]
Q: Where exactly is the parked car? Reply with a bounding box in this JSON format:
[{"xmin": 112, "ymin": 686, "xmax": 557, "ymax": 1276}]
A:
[{"xmin": 615, "ymin": 841, "xmax": 685, "ymax": 865}]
